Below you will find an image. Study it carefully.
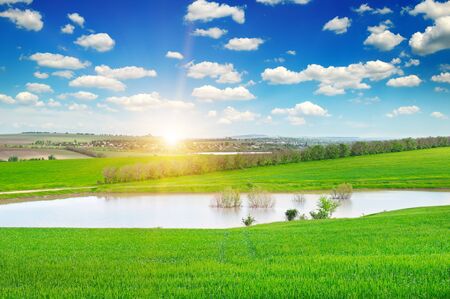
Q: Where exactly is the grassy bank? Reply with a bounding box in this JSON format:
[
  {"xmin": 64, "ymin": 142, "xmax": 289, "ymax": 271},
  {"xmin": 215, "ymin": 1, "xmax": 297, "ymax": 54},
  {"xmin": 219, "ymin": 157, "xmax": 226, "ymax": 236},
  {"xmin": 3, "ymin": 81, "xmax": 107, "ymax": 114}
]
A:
[
  {"xmin": 1, "ymin": 148, "xmax": 449, "ymax": 197},
  {"xmin": 0, "ymin": 206, "xmax": 448, "ymax": 297}
]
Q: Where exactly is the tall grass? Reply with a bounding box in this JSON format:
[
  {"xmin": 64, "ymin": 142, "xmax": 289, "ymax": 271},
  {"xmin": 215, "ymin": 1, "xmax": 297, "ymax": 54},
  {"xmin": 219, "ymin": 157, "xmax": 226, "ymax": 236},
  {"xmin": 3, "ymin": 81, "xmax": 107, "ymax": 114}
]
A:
[
  {"xmin": 247, "ymin": 187, "xmax": 275, "ymax": 208},
  {"xmin": 212, "ymin": 188, "xmax": 242, "ymax": 208}
]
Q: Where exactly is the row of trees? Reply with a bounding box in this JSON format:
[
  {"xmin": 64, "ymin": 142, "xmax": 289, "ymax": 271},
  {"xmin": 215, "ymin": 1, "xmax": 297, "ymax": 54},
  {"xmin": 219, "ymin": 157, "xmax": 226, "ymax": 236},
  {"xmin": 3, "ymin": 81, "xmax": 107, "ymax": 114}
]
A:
[{"xmin": 102, "ymin": 136, "xmax": 450, "ymax": 184}]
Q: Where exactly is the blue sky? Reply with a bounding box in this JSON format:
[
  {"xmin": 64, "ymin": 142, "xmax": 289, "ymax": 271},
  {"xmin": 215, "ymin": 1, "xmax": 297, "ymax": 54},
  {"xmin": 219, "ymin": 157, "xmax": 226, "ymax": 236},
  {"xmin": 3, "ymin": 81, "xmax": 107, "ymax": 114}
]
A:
[{"xmin": 0, "ymin": 0, "xmax": 449, "ymax": 138}]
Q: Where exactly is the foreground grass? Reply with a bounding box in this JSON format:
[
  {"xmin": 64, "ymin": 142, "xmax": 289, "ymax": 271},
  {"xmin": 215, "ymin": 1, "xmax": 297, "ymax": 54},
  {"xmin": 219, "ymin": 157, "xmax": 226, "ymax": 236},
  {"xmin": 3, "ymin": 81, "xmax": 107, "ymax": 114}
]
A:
[
  {"xmin": 0, "ymin": 206, "xmax": 448, "ymax": 297},
  {"xmin": 1, "ymin": 148, "xmax": 450, "ymax": 196}
]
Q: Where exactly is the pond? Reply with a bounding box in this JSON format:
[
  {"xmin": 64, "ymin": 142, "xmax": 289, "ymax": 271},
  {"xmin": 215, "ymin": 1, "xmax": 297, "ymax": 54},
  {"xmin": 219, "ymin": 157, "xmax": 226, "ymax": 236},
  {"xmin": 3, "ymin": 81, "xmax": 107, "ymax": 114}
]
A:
[{"xmin": 0, "ymin": 191, "xmax": 449, "ymax": 228}]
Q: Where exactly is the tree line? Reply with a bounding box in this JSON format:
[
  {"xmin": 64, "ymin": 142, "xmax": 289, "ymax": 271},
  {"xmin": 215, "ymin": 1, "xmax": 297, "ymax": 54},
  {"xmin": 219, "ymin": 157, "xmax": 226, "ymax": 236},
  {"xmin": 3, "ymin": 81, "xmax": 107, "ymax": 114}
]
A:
[{"xmin": 102, "ymin": 136, "xmax": 450, "ymax": 184}]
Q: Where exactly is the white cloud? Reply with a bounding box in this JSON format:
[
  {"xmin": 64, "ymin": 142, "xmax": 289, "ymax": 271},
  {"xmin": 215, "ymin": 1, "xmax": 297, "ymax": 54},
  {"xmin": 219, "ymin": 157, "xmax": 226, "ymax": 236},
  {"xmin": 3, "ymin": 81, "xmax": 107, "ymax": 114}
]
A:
[
  {"xmin": 166, "ymin": 51, "xmax": 184, "ymax": 60},
  {"xmin": 218, "ymin": 106, "xmax": 259, "ymax": 124},
  {"xmin": 193, "ymin": 27, "xmax": 227, "ymax": 39},
  {"xmin": 33, "ymin": 71, "xmax": 48, "ymax": 79},
  {"xmin": 192, "ymin": 85, "xmax": 255, "ymax": 101},
  {"xmin": 15, "ymin": 91, "xmax": 39, "ymax": 105},
  {"xmin": 386, "ymin": 75, "xmax": 422, "ymax": 87},
  {"xmin": 185, "ymin": 0, "xmax": 245, "ymax": 24},
  {"xmin": 364, "ymin": 22, "xmax": 405, "ymax": 51},
  {"xmin": 58, "ymin": 91, "xmax": 98, "ymax": 101},
  {"xmin": 271, "ymin": 101, "xmax": 329, "ymax": 117},
  {"xmin": 52, "ymin": 70, "xmax": 74, "ymax": 79},
  {"xmin": 0, "ymin": 0, "xmax": 33, "ymax": 4},
  {"xmin": 75, "ymin": 33, "xmax": 115, "ymax": 52},
  {"xmin": 409, "ymin": 16, "xmax": 450, "ymax": 55},
  {"xmin": 286, "ymin": 50, "xmax": 296, "ymax": 55},
  {"xmin": 95, "ymin": 65, "xmax": 157, "ymax": 80},
  {"xmin": 353, "ymin": 4, "xmax": 393, "ymax": 15},
  {"xmin": 391, "ymin": 58, "xmax": 401, "ymax": 64},
  {"xmin": 30, "ymin": 52, "xmax": 90, "ymax": 70},
  {"xmin": 256, "ymin": 0, "xmax": 311, "ymax": 5},
  {"xmin": 26, "ymin": 82, "xmax": 53, "ymax": 93},
  {"xmin": 323, "ymin": 16, "xmax": 351, "ymax": 34},
  {"xmin": 287, "ymin": 115, "xmax": 306, "ymax": 125},
  {"xmin": 386, "ymin": 105, "xmax": 420, "ymax": 117},
  {"xmin": 354, "ymin": 3, "xmax": 373, "ymax": 14},
  {"xmin": 96, "ymin": 103, "xmax": 117, "ymax": 112},
  {"xmin": 207, "ymin": 110, "xmax": 217, "ymax": 117},
  {"xmin": 404, "ymin": 58, "xmax": 420, "ymax": 67},
  {"xmin": 262, "ymin": 60, "xmax": 400, "ymax": 95},
  {"xmin": 225, "ymin": 38, "xmax": 264, "ymax": 51},
  {"xmin": 61, "ymin": 24, "xmax": 74, "ymax": 34},
  {"xmin": 186, "ymin": 61, "xmax": 241, "ymax": 83},
  {"xmin": 431, "ymin": 72, "xmax": 450, "ymax": 83},
  {"xmin": 106, "ymin": 92, "xmax": 194, "ymax": 112},
  {"xmin": 0, "ymin": 8, "xmax": 42, "ymax": 31},
  {"xmin": 375, "ymin": 7, "xmax": 393, "ymax": 15},
  {"xmin": 68, "ymin": 12, "xmax": 84, "ymax": 27},
  {"xmin": 0, "ymin": 94, "xmax": 15, "ymax": 104},
  {"xmin": 68, "ymin": 103, "xmax": 88, "ymax": 111},
  {"xmin": 409, "ymin": 0, "xmax": 450, "ymax": 20},
  {"xmin": 69, "ymin": 75, "xmax": 126, "ymax": 92},
  {"xmin": 435, "ymin": 86, "xmax": 449, "ymax": 92},
  {"xmin": 431, "ymin": 111, "xmax": 448, "ymax": 119},
  {"xmin": 47, "ymin": 99, "xmax": 61, "ymax": 108}
]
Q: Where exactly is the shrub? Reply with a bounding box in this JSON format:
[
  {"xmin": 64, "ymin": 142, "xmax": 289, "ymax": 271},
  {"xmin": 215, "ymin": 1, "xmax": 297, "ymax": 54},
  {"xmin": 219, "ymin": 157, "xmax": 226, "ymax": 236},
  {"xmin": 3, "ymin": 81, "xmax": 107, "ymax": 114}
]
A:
[
  {"xmin": 212, "ymin": 188, "xmax": 242, "ymax": 208},
  {"xmin": 331, "ymin": 183, "xmax": 353, "ymax": 200},
  {"xmin": 8, "ymin": 156, "xmax": 18, "ymax": 162},
  {"xmin": 242, "ymin": 215, "xmax": 255, "ymax": 226},
  {"xmin": 285, "ymin": 209, "xmax": 298, "ymax": 221},
  {"xmin": 247, "ymin": 187, "xmax": 275, "ymax": 208},
  {"xmin": 293, "ymin": 193, "xmax": 305, "ymax": 203},
  {"xmin": 310, "ymin": 196, "xmax": 340, "ymax": 219},
  {"xmin": 48, "ymin": 154, "xmax": 56, "ymax": 160}
]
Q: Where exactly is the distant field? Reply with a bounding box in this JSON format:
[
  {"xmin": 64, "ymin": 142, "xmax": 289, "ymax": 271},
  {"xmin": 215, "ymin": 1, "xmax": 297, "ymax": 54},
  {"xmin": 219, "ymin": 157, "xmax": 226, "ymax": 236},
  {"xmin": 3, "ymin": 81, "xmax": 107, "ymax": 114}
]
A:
[
  {"xmin": 0, "ymin": 206, "xmax": 448, "ymax": 297},
  {"xmin": 0, "ymin": 147, "xmax": 90, "ymax": 161},
  {"xmin": 0, "ymin": 133, "xmax": 138, "ymax": 145},
  {"xmin": 0, "ymin": 147, "xmax": 449, "ymax": 196}
]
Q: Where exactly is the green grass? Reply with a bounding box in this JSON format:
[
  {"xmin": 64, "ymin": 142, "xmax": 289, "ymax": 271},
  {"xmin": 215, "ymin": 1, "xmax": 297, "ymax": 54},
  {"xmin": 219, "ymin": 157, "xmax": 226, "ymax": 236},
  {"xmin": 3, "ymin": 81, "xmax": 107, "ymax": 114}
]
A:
[
  {"xmin": 0, "ymin": 206, "xmax": 448, "ymax": 297},
  {"xmin": 1, "ymin": 148, "xmax": 450, "ymax": 196}
]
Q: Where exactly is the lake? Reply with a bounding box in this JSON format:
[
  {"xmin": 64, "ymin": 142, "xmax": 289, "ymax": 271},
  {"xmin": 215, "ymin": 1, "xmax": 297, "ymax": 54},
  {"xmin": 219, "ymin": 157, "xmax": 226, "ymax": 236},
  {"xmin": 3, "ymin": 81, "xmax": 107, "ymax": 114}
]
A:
[{"xmin": 0, "ymin": 191, "xmax": 449, "ymax": 228}]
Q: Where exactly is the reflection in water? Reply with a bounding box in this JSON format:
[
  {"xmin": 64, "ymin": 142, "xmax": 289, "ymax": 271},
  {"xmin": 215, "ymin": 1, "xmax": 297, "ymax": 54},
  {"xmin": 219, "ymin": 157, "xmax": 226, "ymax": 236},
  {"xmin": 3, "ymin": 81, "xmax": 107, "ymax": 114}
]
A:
[{"xmin": 0, "ymin": 191, "xmax": 448, "ymax": 228}]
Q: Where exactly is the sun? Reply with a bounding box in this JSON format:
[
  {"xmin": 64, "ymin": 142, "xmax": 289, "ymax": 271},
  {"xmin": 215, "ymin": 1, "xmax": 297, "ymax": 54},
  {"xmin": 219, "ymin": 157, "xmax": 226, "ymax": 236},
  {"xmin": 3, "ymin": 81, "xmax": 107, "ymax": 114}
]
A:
[{"xmin": 163, "ymin": 132, "xmax": 180, "ymax": 146}]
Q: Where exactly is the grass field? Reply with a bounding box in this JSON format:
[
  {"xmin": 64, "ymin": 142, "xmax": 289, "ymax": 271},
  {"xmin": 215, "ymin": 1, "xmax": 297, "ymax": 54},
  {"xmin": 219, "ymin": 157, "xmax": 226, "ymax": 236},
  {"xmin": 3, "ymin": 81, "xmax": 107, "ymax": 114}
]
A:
[
  {"xmin": 0, "ymin": 206, "xmax": 448, "ymax": 297},
  {"xmin": 0, "ymin": 147, "xmax": 449, "ymax": 197}
]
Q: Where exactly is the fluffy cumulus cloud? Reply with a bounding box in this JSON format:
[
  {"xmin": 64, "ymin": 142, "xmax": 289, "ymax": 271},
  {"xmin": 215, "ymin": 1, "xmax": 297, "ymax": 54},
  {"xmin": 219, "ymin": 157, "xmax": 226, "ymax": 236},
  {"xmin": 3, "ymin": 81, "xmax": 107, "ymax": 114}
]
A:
[
  {"xmin": 409, "ymin": 16, "xmax": 450, "ymax": 55},
  {"xmin": 165, "ymin": 51, "xmax": 184, "ymax": 60},
  {"xmin": 353, "ymin": 4, "xmax": 393, "ymax": 15},
  {"xmin": 46, "ymin": 99, "xmax": 61, "ymax": 108},
  {"xmin": 26, "ymin": 82, "xmax": 53, "ymax": 93},
  {"xmin": 186, "ymin": 61, "xmax": 241, "ymax": 83},
  {"xmin": 272, "ymin": 101, "xmax": 329, "ymax": 117},
  {"xmin": 431, "ymin": 72, "xmax": 450, "ymax": 83},
  {"xmin": 15, "ymin": 91, "xmax": 40, "ymax": 105},
  {"xmin": 193, "ymin": 27, "xmax": 227, "ymax": 39},
  {"xmin": 0, "ymin": 8, "xmax": 43, "ymax": 31},
  {"xmin": 75, "ymin": 33, "xmax": 115, "ymax": 52},
  {"xmin": 95, "ymin": 65, "xmax": 157, "ymax": 80},
  {"xmin": 405, "ymin": 58, "xmax": 420, "ymax": 67},
  {"xmin": 30, "ymin": 52, "xmax": 90, "ymax": 70},
  {"xmin": 218, "ymin": 106, "xmax": 259, "ymax": 124},
  {"xmin": 386, "ymin": 75, "xmax": 422, "ymax": 87},
  {"xmin": 106, "ymin": 92, "xmax": 194, "ymax": 112},
  {"xmin": 61, "ymin": 24, "xmax": 74, "ymax": 34},
  {"xmin": 68, "ymin": 103, "xmax": 88, "ymax": 111},
  {"xmin": 192, "ymin": 85, "xmax": 255, "ymax": 101},
  {"xmin": 262, "ymin": 60, "xmax": 400, "ymax": 95},
  {"xmin": 256, "ymin": 0, "xmax": 311, "ymax": 5},
  {"xmin": 69, "ymin": 75, "xmax": 126, "ymax": 92},
  {"xmin": 185, "ymin": 0, "xmax": 245, "ymax": 24},
  {"xmin": 323, "ymin": 16, "xmax": 351, "ymax": 34},
  {"xmin": 386, "ymin": 105, "xmax": 421, "ymax": 117},
  {"xmin": 431, "ymin": 111, "xmax": 448, "ymax": 119},
  {"xmin": 58, "ymin": 91, "xmax": 98, "ymax": 101},
  {"xmin": 225, "ymin": 38, "xmax": 264, "ymax": 51},
  {"xmin": 0, "ymin": 94, "xmax": 15, "ymax": 104},
  {"xmin": 52, "ymin": 70, "xmax": 74, "ymax": 79},
  {"xmin": 364, "ymin": 22, "xmax": 405, "ymax": 51},
  {"xmin": 409, "ymin": 0, "xmax": 450, "ymax": 20},
  {"xmin": 68, "ymin": 12, "xmax": 84, "ymax": 27},
  {"xmin": 0, "ymin": 0, "xmax": 33, "ymax": 4},
  {"xmin": 33, "ymin": 71, "xmax": 48, "ymax": 79}
]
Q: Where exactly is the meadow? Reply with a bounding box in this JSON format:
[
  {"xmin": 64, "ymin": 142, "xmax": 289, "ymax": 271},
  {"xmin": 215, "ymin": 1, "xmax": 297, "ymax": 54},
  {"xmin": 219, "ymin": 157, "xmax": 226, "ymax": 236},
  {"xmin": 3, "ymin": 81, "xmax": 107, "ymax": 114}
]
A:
[
  {"xmin": 0, "ymin": 147, "xmax": 449, "ymax": 197},
  {"xmin": 0, "ymin": 206, "xmax": 448, "ymax": 297}
]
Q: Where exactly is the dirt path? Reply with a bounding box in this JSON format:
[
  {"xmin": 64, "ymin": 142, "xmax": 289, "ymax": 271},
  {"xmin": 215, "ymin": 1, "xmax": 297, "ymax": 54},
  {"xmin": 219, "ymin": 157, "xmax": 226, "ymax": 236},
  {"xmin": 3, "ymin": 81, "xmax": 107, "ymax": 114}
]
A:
[{"xmin": 0, "ymin": 186, "xmax": 96, "ymax": 195}]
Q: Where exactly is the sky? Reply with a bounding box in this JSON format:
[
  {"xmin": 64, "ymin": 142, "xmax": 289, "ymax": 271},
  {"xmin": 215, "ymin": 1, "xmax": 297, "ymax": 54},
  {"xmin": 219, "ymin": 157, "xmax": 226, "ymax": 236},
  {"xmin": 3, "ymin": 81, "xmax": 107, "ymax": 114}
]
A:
[{"xmin": 0, "ymin": 0, "xmax": 449, "ymax": 138}]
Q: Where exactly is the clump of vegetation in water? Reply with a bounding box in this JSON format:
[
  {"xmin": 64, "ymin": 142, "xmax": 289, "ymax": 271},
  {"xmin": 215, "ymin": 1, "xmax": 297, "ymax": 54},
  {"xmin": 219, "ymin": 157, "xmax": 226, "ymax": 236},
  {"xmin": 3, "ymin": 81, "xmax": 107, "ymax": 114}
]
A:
[
  {"xmin": 293, "ymin": 193, "xmax": 306, "ymax": 203},
  {"xmin": 331, "ymin": 183, "xmax": 353, "ymax": 200},
  {"xmin": 242, "ymin": 215, "xmax": 256, "ymax": 226},
  {"xmin": 8, "ymin": 156, "xmax": 18, "ymax": 162},
  {"xmin": 310, "ymin": 196, "xmax": 340, "ymax": 219},
  {"xmin": 247, "ymin": 187, "xmax": 275, "ymax": 208},
  {"xmin": 212, "ymin": 188, "xmax": 242, "ymax": 208},
  {"xmin": 48, "ymin": 155, "xmax": 56, "ymax": 160},
  {"xmin": 285, "ymin": 209, "xmax": 298, "ymax": 221}
]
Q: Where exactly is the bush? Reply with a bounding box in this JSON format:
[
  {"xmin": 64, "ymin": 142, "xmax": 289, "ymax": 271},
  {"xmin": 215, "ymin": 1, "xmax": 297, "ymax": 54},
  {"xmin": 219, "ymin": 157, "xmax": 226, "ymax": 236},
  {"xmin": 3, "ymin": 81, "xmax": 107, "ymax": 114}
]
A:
[
  {"xmin": 310, "ymin": 196, "xmax": 340, "ymax": 219},
  {"xmin": 242, "ymin": 215, "xmax": 255, "ymax": 226},
  {"xmin": 293, "ymin": 193, "xmax": 305, "ymax": 203},
  {"xmin": 247, "ymin": 187, "xmax": 275, "ymax": 208},
  {"xmin": 330, "ymin": 183, "xmax": 353, "ymax": 200},
  {"xmin": 48, "ymin": 154, "xmax": 56, "ymax": 160},
  {"xmin": 285, "ymin": 209, "xmax": 298, "ymax": 221},
  {"xmin": 8, "ymin": 156, "xmax": 18, "ymax": 162},
  {"xmin": 212, "ymin": 188, "xmax": 242, "ymax": 208}
]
